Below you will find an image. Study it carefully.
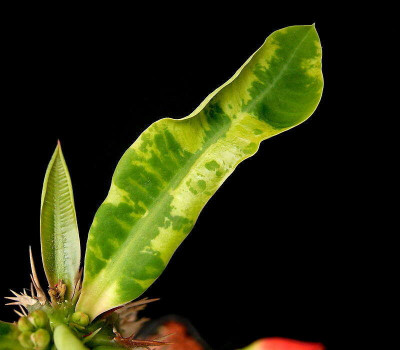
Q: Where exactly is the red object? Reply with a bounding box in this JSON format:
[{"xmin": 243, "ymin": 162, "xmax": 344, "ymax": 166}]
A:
[
  {"xmin": 250, "ymin": 337, "xmax": 324, "ymax": 350},
  {"xmin": 155, "ymin": 320, "xmax": 204, "ymax": 350}
]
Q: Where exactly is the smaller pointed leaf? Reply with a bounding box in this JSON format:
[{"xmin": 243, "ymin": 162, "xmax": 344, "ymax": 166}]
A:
[{"xmin": 40, "ymin": 142, "xmax": 81, "ymax": 298}]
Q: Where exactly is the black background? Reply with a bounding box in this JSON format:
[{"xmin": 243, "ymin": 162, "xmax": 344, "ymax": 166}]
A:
[{"xmin": 1, "ymin": 4, "xmax": 356, "ymax": 350}]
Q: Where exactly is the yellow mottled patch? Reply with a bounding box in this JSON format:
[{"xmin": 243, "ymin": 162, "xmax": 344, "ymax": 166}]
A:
[
  {"xmin": 166, "ymin": 111, "xmax": 282, "ymax": 222},
  {"xmin": 218, "ymin": 67, "xmax": 259, "ymax": 109},
  {"xmin": 137, "ymin": 201, "xmax": 148, "ymax": 214},
  {"xmin": 260, "ymin": 37, "xmax": 280, "ymax": 68},
  {"xmin": 82, "ymin": 281, "xmax": 119, "ymax": 319},
  {"xmin": 115, "ymin": 217, "xmax": 132, "ymax": 231},
  {"xmin": 132, "ymin": 278, "xmax": 154, "ymax": 289},
  {"xmin": 127, "ymin": 177, "xmax": 154, "ymax": 199},
  {"xmin": 129, "ymin": 119, "xmax": 160, "ymax": 151},
  {"xmin": 129, "ymin": 122, "xmax": 180, "ymax": 181},
  {"xmin": 301, "ymin": 57, "xmax": 322, "ymax": 78},
  {"xmin": 150, "ymin": 225, "xmax": 186, "ymax": 264},
  {"xmin": 168, "ymin": 151, "xmax": 231, "ymax": 219},
  {"xmin": 278, "ymin": 27, "xmax": 288, "ymax": 34},
  {"xmin": 107, "ymin": 238, "xmax": 121, "ymax": 249},
  {"xmin": 141, "ymin": 246, "xmax": 158, "ymax": 256},
  {"xmin": 220, "ymin": 97, "xmax": 241, "ymax": 119},
  {"xmin": 229, "ymin": 113, "xmax": 279, "ymax": 142},
  {"xmin": 88, "ymin": 245, "xmax": 110, "ymax": 263},
  {"xmin": 219, "ymin": 36, "xmax": 280, "ymax": 107},
  {"xmin": 130, "ymin": 159, "xmax": 166, "ymax": 186},
  {"xmin": 167, "ymin": 117, "xmax": 206, "ymax": 153},
  {"xmin": 301, "ymin": 40, "xmax": 322, "ymax": 79},
  {"xmin": 104, "ymin": 183, "xmax": 134, "ymax": 206}
]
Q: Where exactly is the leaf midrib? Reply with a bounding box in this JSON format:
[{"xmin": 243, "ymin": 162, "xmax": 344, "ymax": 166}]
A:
[{"xmin": 47, "ymin": 158, "xmax": 70, "ymax": 281}]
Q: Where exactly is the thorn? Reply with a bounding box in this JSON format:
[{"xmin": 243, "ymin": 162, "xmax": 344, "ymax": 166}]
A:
[
  {"xmin": 71, "ymin": 268, "xmax": 83, "ymax": 300},
  {"xmin": 9, "ymin": 290, "xmax": 19, "ymax": 297},
  {"xmin": 29, "ymin": 247, "xmax": 47, "ymax": 305},
  {"xmin": 29, "ymin": 247, "xmax": 43, "ymax": 289},
  {"xmin": 154, "ymin": 333, "xmax": 175, "ymax": 341},
  {"xmin": 14, "ymin": 309, "xmax": 24, "ymax": 317},
  {"xmin": 113, "ymin": 328, "xmax": 174, "ymax": 348},
  {"xmin": 30, "ymin": 275, "xmax": 39, "ymax": 291},
  {"xmin": 82, "ymin": 328, "xmax": 102, "ymax": 344},
  {"xmin": 5, "ymin": 290, "xmax": 38, "ymax": 308},
  {"xmin": 5, "ymin": 296, "xmax": 19, "ymax": 301},
  {"xmin": 19, "ymin": 305, "xmax": 27, "ymax": 316},
  {"xmin": 71, "ymin": 279, "xmax": 82, "ymax": 304},
  {"xmin": 5, "ymin": 296, "xmax": 24, "ymax": 303},
  {"xmin": 120, "ymin": 297, "xmax": 160, "ymax": 311},
  {"xmin": 102, "ymin": 297, "xmax": 160, "ymax": 320},
  {"xmin": 133, "ymin": 297, "xmax": 160, "ymax": 305}
]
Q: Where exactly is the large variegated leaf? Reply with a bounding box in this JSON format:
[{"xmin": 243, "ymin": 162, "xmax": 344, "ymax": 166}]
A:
[
  {"xmin": 78, "ymin": 25, "xmax": 323, "ymax": 318},
  {"xmin": 0, "ymin": 321, "xmax": 24, "ymax": 350},
  {"xmin": 40, "ymin": 142, "xmax": 81, "ymax": 297}
]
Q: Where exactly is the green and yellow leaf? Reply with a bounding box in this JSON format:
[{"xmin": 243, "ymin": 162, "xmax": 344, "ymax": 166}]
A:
[
  {"xmin": 77, "ymin": 25, "xmax": 323, "ymax": 319},
  {"xmin": 40, "ymin": 142, "xmax": 81, "ymax": 297}
]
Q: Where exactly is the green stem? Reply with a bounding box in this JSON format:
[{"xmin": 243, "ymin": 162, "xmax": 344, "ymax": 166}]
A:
[{"xmin": 53, "ymin": 324, "xmax": 89, "ymax": 350}]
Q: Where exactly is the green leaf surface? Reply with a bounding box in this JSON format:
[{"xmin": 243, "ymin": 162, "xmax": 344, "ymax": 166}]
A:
[
  {"xmin": 41, "ymin": 142, "xmax": 81, "ymax": 297},
  {"xmin": 78, "ymin": 25, "xmax": 323, "ymax": 319},
  {"xmin": 0, "ymin": 321, "xmax": 24, "ymax": 350}
]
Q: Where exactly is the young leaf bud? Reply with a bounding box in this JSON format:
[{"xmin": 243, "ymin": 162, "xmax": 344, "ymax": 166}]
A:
[
  {"xmin": 31, "ymin": 328, "xmax": 51, "ymax": 350},
  {"xmin": 18, "ymin": 316, "xmax": 35, "ymax": 332},
  {"xmin": 28, "ymin": 310, "xmax": 49, "ymax": 329},
  {"xmin": 18, "ymin": 331, "xmax": 34, "ymax": 348},
  {"xmin": 70, "ymin": 312, "xmax": 90, "ymax": 327}
]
